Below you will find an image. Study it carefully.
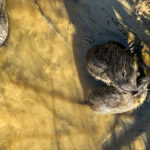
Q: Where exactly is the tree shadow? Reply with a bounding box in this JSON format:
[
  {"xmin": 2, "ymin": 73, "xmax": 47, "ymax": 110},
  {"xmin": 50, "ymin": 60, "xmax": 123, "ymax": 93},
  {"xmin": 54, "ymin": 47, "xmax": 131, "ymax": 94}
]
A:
[{"xmin": 102, "ymin": 101, "xmax": 150, "ymax": 150}]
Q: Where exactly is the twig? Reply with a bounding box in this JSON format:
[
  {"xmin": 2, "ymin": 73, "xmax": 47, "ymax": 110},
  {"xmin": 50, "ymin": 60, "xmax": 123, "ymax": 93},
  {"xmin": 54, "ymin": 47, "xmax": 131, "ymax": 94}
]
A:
[{"xmin": 33, "ymin": 0, "xmax": 65, "ymax": 40}]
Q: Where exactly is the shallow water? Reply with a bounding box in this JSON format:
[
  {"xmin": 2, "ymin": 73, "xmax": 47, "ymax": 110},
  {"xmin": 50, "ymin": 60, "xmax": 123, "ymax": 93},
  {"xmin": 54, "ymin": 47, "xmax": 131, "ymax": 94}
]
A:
[{"xmin": 0, "ymin": 0, "xmax": 150, "ymax": 149}]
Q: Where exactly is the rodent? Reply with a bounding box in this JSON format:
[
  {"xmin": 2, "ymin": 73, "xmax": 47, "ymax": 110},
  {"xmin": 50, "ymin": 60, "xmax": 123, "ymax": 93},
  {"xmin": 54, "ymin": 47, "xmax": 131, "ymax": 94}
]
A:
[
  {"xmin": 0, "ymin": 0, "xmax": 8, "ymax": 45},
  {"xmin": 86, "ymin": 77, "xmax": 150, "ymax": 114},
  {"xmin": 86, "ymin": 41, "xmax": 139, "ymax": 93}
]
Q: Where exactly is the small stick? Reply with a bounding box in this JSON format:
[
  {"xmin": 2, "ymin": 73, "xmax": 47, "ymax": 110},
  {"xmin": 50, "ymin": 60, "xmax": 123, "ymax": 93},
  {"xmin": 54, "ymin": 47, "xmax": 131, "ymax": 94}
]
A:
[{"xmin": 33, "ymin": 0, "xmax": 65, "ymax": 40}]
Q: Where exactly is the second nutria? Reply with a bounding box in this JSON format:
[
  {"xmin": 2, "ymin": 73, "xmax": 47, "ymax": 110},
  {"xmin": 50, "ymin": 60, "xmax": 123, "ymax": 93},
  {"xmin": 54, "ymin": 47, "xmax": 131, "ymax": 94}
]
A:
[
  {"xmin": 86, "ymin": 41, "xmax": 139, "ymax": 93},
  {"xmin": 87, "ymin": 78, "xmax": 150, "ymax": 114}
]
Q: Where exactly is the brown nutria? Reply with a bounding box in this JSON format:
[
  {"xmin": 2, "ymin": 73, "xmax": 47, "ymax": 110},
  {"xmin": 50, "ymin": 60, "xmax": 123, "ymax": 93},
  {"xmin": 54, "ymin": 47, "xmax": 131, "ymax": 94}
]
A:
[
  {"xmin": 86, "ymin": 41, "xmax": 139, "ymax": 93},
  {"xmin": 86, "ymin": 78, "xmax": 150, "ymax": 114},
  {"xmin": 0, "ymin": 0, "xmax": 8, "ymax": 45}
]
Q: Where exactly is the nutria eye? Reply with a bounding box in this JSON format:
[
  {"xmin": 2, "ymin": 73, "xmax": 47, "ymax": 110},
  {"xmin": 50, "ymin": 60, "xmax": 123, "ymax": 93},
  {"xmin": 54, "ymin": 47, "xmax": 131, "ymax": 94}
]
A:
[
  {"xmin": 90, "ymin": 102, "xmax": 94, "ymax": 106},
  {"xmin": 122, "ymin": 72, "xmax": 126, "ymax": 77},
  {"xmin": 137, "ymin": 72, "xmax": 140, "ymax": 77}
]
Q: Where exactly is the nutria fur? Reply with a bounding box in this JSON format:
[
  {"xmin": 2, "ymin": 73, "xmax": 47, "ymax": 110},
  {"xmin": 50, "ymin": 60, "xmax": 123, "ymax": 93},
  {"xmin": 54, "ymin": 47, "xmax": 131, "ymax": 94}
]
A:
[
  {"xmin": 86, "ymin": 41, "xmax": 139, "ymax": 93},
  {"xmin": 87, "ymin": 78, "xmax": 149, "ymax": 114},
  {"xmin": 0, "ymin": 0, "xmax": 8, "ymax": 45}
]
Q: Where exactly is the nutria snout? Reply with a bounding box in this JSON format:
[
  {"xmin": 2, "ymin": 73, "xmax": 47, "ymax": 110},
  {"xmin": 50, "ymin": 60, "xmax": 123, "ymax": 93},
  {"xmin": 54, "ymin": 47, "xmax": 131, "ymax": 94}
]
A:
[{"xmin": 86, "ymin": 41, "xmax": 139, "ymax": 93}]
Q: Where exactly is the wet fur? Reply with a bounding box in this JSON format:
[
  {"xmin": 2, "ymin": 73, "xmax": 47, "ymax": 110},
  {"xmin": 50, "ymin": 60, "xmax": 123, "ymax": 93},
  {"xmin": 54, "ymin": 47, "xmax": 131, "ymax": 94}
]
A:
[
  {"xmin": 87, "ymin": 78, "xmax": 149, "ymax": 114},
  {"xmin": 86, "ymin": 41, "xmax": 150, "ymax": 114},
  {"xmin": 86, "ymin": 41, "xmax": 138, "ymax": 92}
]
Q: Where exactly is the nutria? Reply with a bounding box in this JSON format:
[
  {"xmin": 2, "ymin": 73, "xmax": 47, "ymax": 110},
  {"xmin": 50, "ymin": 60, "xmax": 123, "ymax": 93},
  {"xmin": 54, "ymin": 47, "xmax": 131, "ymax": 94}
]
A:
[
  {"xmin": 87, "ymin": 78, "xmax": 150, "ymax": 114},
  {"xmin": 0, "ymin": 0, "xmax": 8, "ymax": 45},
  {"xmin": 86, "ymin": 41, "xmax": 139, "ymax": 93}
]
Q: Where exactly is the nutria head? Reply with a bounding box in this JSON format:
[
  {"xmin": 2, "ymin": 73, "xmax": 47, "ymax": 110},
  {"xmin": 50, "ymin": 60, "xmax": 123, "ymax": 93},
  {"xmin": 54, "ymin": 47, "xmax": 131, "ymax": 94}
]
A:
[
  {"xmin": 87, "ymin": 86, "xmax": 124, "ymax": 114},
  {"xmin": 107, "ymin": 50, "xmax": 139, "ymax": 93},
  {"xmin": 86, "ymin": 41, "xmax": 139, "ymax": 93}
]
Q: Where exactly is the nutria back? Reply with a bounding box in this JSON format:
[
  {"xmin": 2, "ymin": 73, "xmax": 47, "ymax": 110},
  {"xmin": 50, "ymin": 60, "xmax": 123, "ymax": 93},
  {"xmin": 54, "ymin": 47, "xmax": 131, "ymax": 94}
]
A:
[{"xmin": 86, "ymin": 41, "xmax": 138, "ymax": 93}]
